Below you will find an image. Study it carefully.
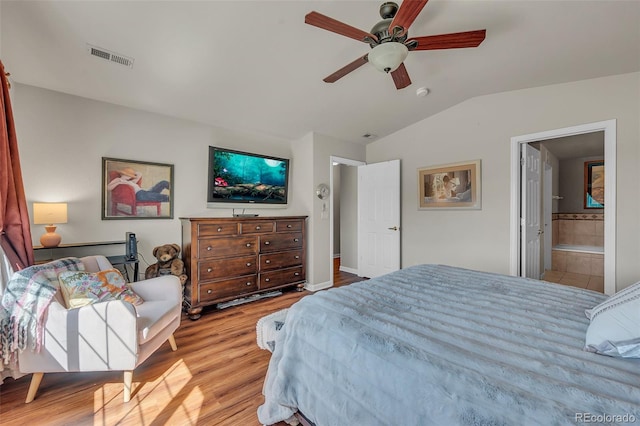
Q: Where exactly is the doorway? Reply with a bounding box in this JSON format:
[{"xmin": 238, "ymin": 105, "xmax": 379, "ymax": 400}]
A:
[
  {"xmin": 510, "ymin": 120, "xmax": 616, "ymax": 295},
  {"xmin": 329, "ymin": 156, "xmax": 365, "ymax": 285},
  {"xmin": 329, "ymin": 157, "xmax": 401, "ymax": 284}
]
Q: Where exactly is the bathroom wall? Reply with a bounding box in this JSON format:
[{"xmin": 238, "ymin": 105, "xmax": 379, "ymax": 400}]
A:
[
  {"xmin": 553, "ymin": 213, "xmax": 604, "ymax": 247},
  {"xmin": 551, "ymin": 213, "xmax": 604, "ymax": 277},
  {"xmin": 558, "ymin": 155, "xmax": 604, "ymax": 213}
]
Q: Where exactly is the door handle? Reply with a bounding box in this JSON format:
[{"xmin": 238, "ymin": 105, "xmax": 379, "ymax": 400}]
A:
[{"xmin": 388, "ymin": 226, "xmax": 398, "ymax": 231}]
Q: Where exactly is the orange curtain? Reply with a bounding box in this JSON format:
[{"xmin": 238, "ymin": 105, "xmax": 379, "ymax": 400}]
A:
[{"xmin": 0, "ymin": 60, "xmax": 34, "ymax": 270}]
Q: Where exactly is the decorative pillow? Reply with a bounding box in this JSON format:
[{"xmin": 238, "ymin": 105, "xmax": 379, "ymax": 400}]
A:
[
  {"xmin": 58, "ymin": 269, "xmax": 144, "ymax": 309},
  {"xmin": 584, "ymin": 281, "xmax": 640, "ymax": 358}
]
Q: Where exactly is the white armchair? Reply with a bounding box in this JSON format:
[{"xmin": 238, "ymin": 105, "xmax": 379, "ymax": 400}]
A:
[{"xmin": 18, "ymin": 255, "xmax": 182, "ymax": 403}]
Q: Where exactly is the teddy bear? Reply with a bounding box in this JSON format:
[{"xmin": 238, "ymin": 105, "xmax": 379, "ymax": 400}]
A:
[{"xmin": 145, "ymin": 243, "xmax": 188, "ymax": 286}]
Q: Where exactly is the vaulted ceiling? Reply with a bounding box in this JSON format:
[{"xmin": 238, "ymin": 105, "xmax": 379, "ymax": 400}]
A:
[{"xmin": 2, "ymin": 1, "xmax": 639, "ymax": 144}]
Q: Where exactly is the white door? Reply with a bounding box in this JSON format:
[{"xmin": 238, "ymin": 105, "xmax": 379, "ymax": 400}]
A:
[
  {"xmin": 521, "ymin": 144, "xmax": 542, "ymax": 279},
  {"xmin": 543, "ymin": 164, "xmax": 553, "ymax": 271},
  {"xmin": 358, "ymin": 159, "xmax": 401, "ymax": 278}
]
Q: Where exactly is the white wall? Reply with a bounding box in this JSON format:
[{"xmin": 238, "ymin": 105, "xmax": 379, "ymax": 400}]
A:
[
  {"xmin": 0, "ymin": 2, "xmax": 2, "ymax": 58},
  {"xmin": 13, "ymin": 83, "xmax": 306, "ymax": 276},
  {"xmin": 11, "ymin": 85, "xmax": 365, "ymax": 288},
  {"xmin": 310, "ymin": 133, "xmax": 365, "ymax": 288},
  {"xmin": 367, "ymin": 72, "xmax": 640, "ymax": 291},
  {"xmin": 332, "ymin": 164, "xmax": 340, "ymax": 256},
  {"xmin": 339, "ymin": 164, "xmax": 358, "ymax": 271}
]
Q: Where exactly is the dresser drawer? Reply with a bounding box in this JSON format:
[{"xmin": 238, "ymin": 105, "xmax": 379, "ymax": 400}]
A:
[
  {"xmin": 181, "ymin": 216, "xmax": 307, "ymax": 319},
  {"xmin": 260, "ymin": 266, "xmax": 304, "ymax": 289},
  {"xmin": 276, "ymin": 219, "xmax": 303, "ymax": 232},
  {"xmin": 199, "ymin": 256, "xmax": 257, "ymax": 281},
  {"xmin": 198, "ymin": 236, "xmax": 257, "ymax": 259},
  {"xmin": 240, "ymin": 221, "xmax": 275, "ymax": 234},
  {"xmin": 199, "ymin": 276, "xmax": 258, "ymax": 303},
  {"xmin": 260, "ymin": 232, "xmax": 303, "ymax": 253},
  {"xmin": 198, "ymin": 222, "xmax": 238, "ymax": 237},
  {"xmin": 260, "ymin": 249, "xmax": 303, "ymax": 271}
]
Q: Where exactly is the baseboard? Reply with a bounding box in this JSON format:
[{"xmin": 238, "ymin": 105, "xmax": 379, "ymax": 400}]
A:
[
  {"xmin": 304, "ymin": 280, "xmax": 332, "ymax": 292},
  {"xmin": 339, "ymin": 265, "xmax": 358, "ymax": 275}
]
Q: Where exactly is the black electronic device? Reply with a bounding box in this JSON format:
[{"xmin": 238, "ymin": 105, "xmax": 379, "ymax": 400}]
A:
[{"xmin": 125, "ymin": 232, "xmax": 138, "ymax": 260}]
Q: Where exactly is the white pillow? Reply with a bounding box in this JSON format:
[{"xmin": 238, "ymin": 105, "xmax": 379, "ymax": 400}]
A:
[{"xmin": 585, "ymin": 281, "xmax": 640, "ymax": 358}]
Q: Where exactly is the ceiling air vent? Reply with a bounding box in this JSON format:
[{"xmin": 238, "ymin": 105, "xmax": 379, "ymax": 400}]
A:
[{"xmin": 87, "ymin": 44, "xmax": 134, "ymax": 68}]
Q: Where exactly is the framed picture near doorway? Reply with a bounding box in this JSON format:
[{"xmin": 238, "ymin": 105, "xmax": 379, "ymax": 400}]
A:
[
  {"xmin": 102, "ymin": 157, "xmax": 174, "ymax": 219},
  {"xmin": 584, "ymin": 160, "xmax": 604, "ymax": 209},
  {"xmin": 418, "ymin": 160, "xmax": 481, "ymax": 210}
]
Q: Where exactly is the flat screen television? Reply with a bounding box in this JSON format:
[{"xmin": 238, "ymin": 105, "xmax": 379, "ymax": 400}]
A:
[{"xmin": 207, "ymin": 146, "xmax": 290, "ymax": 207}]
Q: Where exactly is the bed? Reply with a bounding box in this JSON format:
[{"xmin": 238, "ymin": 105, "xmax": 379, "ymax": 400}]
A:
[{"xmin": 258, "ymin": 264, "xmax": 640, "ymax": 425}]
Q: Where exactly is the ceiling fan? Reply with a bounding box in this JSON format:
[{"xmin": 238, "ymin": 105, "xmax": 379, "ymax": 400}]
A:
[{"xmin": 305, "ymin": 1, "xmax": 486, "ymax": 90}]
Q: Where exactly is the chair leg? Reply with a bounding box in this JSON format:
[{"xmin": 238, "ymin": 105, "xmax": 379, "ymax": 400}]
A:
[
  {"xmin": 168, "ymin": 334, "xmax": 178, "ymax": 351},
  {"xmin": 123, "ymin": 371, "xmax": 133, "ymax": 402},
  {"xmin": 25, "ymin": 372, "xmax": 44, "ymax": 403}
]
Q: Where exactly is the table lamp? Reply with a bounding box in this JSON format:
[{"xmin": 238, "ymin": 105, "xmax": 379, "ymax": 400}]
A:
[{"xmin": 33, "ymin": 202, "xmax": 68, "ymax": 248}]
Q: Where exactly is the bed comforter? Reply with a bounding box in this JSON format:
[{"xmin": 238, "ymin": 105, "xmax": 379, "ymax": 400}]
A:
[{"xmin": 258, "ymin": 264, "xmax": 640, "ymax": 425}]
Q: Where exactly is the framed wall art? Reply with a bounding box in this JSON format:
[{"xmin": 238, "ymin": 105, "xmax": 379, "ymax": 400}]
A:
[
  {"xmin": 584, "ymin": 160, "xmax": 604, "ymax": 209},
  {"xmin": 418, "ymin": 160, "xmax": 481, "ymax": 210},
  {"xmin": 102, "ymin": 157, "xmax": 174, "ymax": 219}
]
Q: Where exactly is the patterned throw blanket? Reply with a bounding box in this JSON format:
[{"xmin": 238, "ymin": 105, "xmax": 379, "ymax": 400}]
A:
[{"xmin": 0, "ymin": 257, "xmax": 84, "ymax": 366}]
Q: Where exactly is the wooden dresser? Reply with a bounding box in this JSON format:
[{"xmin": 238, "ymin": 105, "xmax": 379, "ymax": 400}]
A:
[{"xmin": 181, "ymin": 216, "xmax": 307, "ymax": 319}]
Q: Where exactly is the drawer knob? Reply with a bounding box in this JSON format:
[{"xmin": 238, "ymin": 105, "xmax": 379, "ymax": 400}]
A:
[
  {"xmin": 287, "ymin": 224, "xmax": 292, "ymax": 228},
  {"xmin": 217, "ymin": 227, "xmax": 222, "ymax": 232},
  {"xmin": 264, "ymin": 241, "xmax": 270, "ymax": 245},
  {"xmin": 265, "ymin": 278, "xmax": 270, "ymax": 282},
  {"xmin": 246, "ymin": 262, "xmax": 252, "ymax": 267},
  {"xmin": 294, "ymin": 238, "xmax": 299, "ymax": 242},
  {"xmin": 294, "ymin": 255, "xmax": 300, "ymax": 259},
  {"xmin": 294, "ymin": 272, "xmax": 300, "ymax": 276},
  {"xmin": 207, "ymin": 246, "xmax": 212, "ymax": 251},
  {"xmin": 207, "ymin": 268, "xmax": 212, "ymax": 272},
  {"xmin": 256, "ymin": 226, "xmax": 261, "ymax": 230},
  {"xmin": 246, "ymin": 243, "xmax": 251, "ymax": 247},
  {"xmin": 207, "ymin": 289, "xmax": 212, "ymax": 294},
  {"xmin": 265, "ymin": 260, "xmax": 271, "ymax": 264},
  {"xmin": 246, "ymin": 282, "xmax": 252, "ymax": 286}
]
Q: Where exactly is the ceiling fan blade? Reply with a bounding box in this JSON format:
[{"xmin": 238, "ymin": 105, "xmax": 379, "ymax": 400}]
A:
[
  {"xmin": 323, "ymin": 54, "xmax": 369, "ymax": 83},
  {"xmin": 389, "ymin": 0, "xmax": 429, "ymax": 37},
  {"xmin": 391, "ymin": 63, "xmax": 411, "ymax": 90},
  {"xmin": 305, "ymin": 11, "xmax": 378, "ymax": 44},
  {"xmin": 407, "ymin": 29, "xmax": 486, "ymax": 50}
]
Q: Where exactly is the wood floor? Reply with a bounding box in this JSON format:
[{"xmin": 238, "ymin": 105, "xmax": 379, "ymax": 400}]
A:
[{"xmin": 0, "ymin": 259, "xmax": 364, "ymax": 426}]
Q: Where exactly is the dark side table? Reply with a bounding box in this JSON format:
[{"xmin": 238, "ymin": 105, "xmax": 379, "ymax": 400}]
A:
[
  {"xmin": 106, "ymin": 255, "xmax": 140, "ymax": 282},
  {"xmin": 34, "ymin": 240, "xmax": 139, "ymax": 282}
]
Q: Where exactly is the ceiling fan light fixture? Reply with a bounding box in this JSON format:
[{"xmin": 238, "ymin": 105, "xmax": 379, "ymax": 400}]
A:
[{"xmin": 368, "ymin": 42, "xmax": 408, "ymax": 73}]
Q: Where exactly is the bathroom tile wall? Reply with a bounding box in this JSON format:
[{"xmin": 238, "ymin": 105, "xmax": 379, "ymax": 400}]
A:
[
  {"xmin": 552, "ymin": 213, "xmax": 604, "ymax": 246},
  {"xmin": 551, "ymin": 213, "xmax": 604, "ymax": 277},
  {"xmin": 551, "ymin": 250, "xmax": 604, "ymax": 277}
]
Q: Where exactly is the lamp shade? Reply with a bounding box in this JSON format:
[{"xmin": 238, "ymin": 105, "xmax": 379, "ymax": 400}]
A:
[
  {"xmin": 368, "ymin": 42, "xmax": 409, "ymax": 73},
  {"xmin": 33, "ymin": 203, "xmax": 67, "ymax": 248},
  {"xmin": 33, "ymin": 203, "xmax": 68, "ymax": 225}
]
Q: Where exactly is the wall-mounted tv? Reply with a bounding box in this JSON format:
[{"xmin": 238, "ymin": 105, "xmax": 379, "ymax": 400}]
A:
[{"xmin": 207, "ymin": 146, "xmax": 290, "ymax": 207}]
